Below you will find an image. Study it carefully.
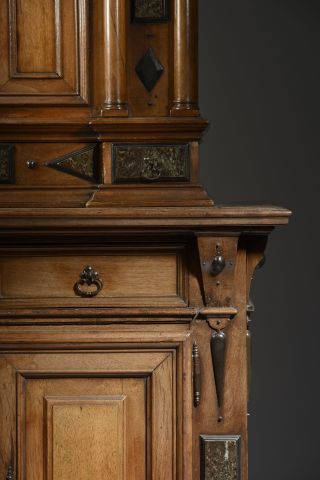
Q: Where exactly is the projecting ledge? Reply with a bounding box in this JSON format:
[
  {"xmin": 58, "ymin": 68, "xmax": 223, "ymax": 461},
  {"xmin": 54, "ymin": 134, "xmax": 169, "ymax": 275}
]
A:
[{"xmin": 0, "ymin": 205, "xmax": 292, "ymax": 230}]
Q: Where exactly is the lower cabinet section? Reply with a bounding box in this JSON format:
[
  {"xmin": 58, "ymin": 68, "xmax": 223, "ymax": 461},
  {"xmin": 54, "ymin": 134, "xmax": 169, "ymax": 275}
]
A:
[{"xmin": 0, "ymin": 327, "xmax": 193, "ymax": 480}]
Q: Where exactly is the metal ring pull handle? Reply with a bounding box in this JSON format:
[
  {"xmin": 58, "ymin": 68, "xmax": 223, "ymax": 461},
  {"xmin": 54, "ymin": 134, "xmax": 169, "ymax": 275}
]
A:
[{"xmin": 74, "ymin": 266, "xmax": 103, "ymax": 298}]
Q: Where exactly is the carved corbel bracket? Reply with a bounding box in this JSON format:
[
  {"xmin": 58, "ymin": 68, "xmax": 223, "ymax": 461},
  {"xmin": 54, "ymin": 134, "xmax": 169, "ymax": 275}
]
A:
[
  {"xmin": 196, "ymin": 235, "xmax": 239, "ymax": 309},
  {"xmin": 244, "ymin": 235, "xmax": 268, "ymax": 411}
]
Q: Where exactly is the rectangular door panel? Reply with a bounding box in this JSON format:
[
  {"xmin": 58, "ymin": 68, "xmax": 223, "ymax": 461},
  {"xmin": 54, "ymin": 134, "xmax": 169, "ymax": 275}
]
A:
[
  {"xmin": 0, "ymin": 341, "xmax": 186, "ymax": 480},
  {"xmin": 20, "ymin": 377, "xmax": 146, "ymax": 480},
  {"xmin": 48, "ymin": 396, "xmax": 127, "ymax": 480},
  {"xmin": 0, "ymin": 0, "xmax": 89, "ymax": 105},
  {"xmin": 14, "ymin": 0, "xmax": 59, "ymax": 76}
]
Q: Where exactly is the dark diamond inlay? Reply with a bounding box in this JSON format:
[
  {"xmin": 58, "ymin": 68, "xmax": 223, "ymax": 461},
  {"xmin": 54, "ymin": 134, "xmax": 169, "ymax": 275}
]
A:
[{"xmin": 135, "ymin": 48, "xmax": 164, "ymax": 92}]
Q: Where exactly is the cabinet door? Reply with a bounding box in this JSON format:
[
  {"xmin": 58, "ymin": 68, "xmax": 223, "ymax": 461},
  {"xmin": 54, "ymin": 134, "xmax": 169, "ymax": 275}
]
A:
[
  {"xmin": 0, "ymin": 328, "xmax": 193, "ymax": 480},
  {"xmin": 0, "ymin": 0, "xmax": 89, "ymax": 105}
]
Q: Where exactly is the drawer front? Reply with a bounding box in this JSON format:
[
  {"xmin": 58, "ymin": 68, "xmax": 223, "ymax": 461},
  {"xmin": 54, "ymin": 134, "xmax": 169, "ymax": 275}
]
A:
[
  {"xmin": 0, "ymin": 143, "xmax": 99, "ymax": 185},
  {"xmin": 0, "ymin": 249, "xmax": 187, "ymax": 308}
]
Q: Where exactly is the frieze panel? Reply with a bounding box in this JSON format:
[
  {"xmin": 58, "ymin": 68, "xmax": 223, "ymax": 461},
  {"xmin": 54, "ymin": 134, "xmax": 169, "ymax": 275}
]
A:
[{"xmin": 113, "ymin": 144, "xmax": 190, "ymax": 183}]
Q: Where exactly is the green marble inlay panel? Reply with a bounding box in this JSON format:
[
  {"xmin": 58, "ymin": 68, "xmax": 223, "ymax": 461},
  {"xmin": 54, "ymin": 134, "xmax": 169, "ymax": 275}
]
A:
[
  {"xmin": 47, "ymin": 145, "xmax": 99, "ymax": 183},
  {"xmin": 200, "ymin": 435, "xmax": 241, "ymax": 480},
  {"xmin": 0, "ymin": 144, "xmax": 14, "ymax": 183},
  {"xmin": 113, "ymin": 144, "xmax": 190, "ymax": 183},
  {"xmin": 132, "ymin": 0, "xmax": 168, "ymax": 22}
]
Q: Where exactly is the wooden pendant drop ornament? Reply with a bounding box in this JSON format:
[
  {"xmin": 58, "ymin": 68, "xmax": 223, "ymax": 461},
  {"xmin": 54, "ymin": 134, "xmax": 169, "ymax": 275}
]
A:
[
  {"xmin": 6, "ymin": 465, "xmax": 14, "ymax": 480},
  {"xmin": 210, "ymin": 329, "xmax": 226, "ymax": 412}
]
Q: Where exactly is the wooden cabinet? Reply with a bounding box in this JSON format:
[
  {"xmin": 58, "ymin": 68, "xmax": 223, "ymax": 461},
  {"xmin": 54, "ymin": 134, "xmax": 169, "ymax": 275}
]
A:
[{"xmin": 0, "ymin": 1, "xmax": 291, "ymax": 479}]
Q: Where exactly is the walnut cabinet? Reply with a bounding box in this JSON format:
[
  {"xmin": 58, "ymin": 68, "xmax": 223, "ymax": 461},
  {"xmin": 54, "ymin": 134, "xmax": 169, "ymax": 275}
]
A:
[{"xmin": 0, "ymin": 1, "xmax": 290, "ymax": 479}]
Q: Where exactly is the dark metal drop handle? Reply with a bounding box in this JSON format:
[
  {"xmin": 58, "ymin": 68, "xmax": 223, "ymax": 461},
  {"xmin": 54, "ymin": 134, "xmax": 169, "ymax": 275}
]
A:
[
  {"xmin": 211, "ymin": 254, "xmax": 226, "ymax": 275},
  {"xmin": 74, "ymin": 266, "xmax": 103, "ymax": 298},
  {"xmin": 192, "ymin": 342, "xmax": 201, "ymax": 407},
  {"xmin": 6, "ymin": 465, "xmax": 14, "ymax": 480},
  {"xmin": 211, "ymin": 330, "xmax": 226, "ymax": 410}
]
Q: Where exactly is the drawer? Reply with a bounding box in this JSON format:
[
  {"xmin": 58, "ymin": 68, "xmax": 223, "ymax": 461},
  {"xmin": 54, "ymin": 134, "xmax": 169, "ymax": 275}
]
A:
[
  {"xmin": 0, "ymin": 143, "xmax": 99, "ymax": 186},
  {"xmin": 0, "ymin": 247, "xmax": 187, "ymax": 308}
]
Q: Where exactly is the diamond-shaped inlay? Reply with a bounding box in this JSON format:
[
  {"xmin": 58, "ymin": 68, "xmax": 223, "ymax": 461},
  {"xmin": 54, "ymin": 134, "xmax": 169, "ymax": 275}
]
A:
[{"xmin": 135, "ymin": 48, "xmax": 164, "ymax": 92}]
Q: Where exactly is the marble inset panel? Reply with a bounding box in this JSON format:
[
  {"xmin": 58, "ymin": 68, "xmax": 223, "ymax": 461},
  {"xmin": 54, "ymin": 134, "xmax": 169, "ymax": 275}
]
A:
[
  {"xmin": 200, "ymin": 435, "xmax": 241, "ymax": 480},
  {"xmin": 0, "ymin": 144, "xmax": 14, "ymax": 183},
  {"xmin": 132, "ymin": 0, "xmax": 168, "ymax": 22},
  {"xmin": 47, "ymin": 145, "xmax": 99, "ymax": 182},
  {"xmin": 113, "ymin": 144, "xmax": 190, "ymax": 183}
]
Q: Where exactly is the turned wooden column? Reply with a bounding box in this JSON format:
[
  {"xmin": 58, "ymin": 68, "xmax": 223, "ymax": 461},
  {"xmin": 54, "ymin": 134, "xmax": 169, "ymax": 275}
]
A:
[
  {"xmin": 93, "ymin": 0, "xmax": 128, "ymax": 117},
  {"xmin": 170, "ymin": 0, "xmax": 199, "ymax": 117}
]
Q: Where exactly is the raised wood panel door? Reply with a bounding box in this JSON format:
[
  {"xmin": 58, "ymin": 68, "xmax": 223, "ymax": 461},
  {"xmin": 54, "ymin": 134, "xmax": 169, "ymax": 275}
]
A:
[
  {"xmin": 0, "ymin": 328, "xmax": 193, "ymax": 479},
  {"xmin": 0, "ymin": 0, "xmax": 89, "ymax": 105}
]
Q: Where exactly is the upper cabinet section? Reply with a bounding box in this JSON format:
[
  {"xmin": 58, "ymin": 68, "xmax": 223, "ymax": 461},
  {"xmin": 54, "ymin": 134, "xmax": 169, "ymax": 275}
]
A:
[
  {"xmin": 92, "ymin": 0, "xmax": 199, "ymax": 118},
  {"xmin": 0, "ymin": 0, "xmax": 200, "ymax": 122},
  {"xmin": 0, "ymin": 0, "xmax": 89, "ymax": 106}
]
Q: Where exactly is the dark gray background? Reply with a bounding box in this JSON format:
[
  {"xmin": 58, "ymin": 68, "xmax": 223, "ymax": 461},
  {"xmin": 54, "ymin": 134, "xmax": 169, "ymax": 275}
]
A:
[{"xmin": 199, "ymin": 2, "xmax": 319, "ymax": 479}]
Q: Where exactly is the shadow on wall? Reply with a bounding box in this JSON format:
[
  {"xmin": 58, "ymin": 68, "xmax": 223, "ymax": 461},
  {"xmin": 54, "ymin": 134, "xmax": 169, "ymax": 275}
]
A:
[{"xmin": 199, "ymin": 1, "xmax": 320, "ymax": 479}]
